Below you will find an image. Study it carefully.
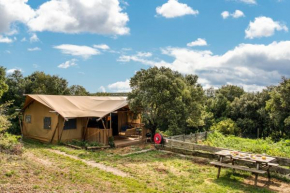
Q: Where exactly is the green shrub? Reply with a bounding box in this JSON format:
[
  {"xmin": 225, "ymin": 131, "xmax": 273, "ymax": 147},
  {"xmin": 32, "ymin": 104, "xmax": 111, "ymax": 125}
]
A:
[
  {"xmin": 108, "ymin": 136, "xmax": 115, "ymax": 148},
  {"xmin": 203, "ymin": 131, "xmax": 290, "ymax": 158},
  {"xmin": 0, "ymin": 133, "xmax": 22, "ymax": 154},
  {"xmin": 210, "ymin": 118, "xmax": 241, "ymax": 136}
]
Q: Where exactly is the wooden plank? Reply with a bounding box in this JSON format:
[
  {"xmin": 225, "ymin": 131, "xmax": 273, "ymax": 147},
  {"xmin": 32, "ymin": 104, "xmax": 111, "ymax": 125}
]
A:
[{"xmin": 210, "ymin": 161, "xmax": 266, "ymax": 174}]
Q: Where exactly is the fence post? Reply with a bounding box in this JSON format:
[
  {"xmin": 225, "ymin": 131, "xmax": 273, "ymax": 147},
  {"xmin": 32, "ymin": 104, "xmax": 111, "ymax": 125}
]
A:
[
  {"xmin": 205, "ymin": 131, "xmax": 208, "ymax": 140},
  {"xmin": 183, "ymin": 134, "xmax": 185, "ymax": 142},
  {"xmin": 195, "ymin": 131, "xmax": 198, "ymax": 143}
]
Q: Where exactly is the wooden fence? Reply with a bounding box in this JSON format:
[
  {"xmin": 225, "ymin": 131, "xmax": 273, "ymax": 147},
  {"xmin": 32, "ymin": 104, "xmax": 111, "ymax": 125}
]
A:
[{"xmin": 157, "ymin": 132, "xmax": 290, "ymax": 177}]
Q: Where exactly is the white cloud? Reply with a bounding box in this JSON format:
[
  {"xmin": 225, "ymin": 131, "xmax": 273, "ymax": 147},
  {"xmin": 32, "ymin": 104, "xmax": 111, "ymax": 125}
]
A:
[
  {"xmin": 33, "ymin": 64, "xmax": 39, "ymax": 68},
  {"xmin": 21, "ymin": 37, "xmax": 27, "ymax": 42},
  {"xmin": 239, "ymin": 0, "xmax": 257, "ymax": 4},
  {"xmin": 93, "ymin": 44, "xmax": 110, "ymax": 50},
  {"xmin": 245, "ymin": 16, "xmax": 288, "ymax": 39},
  {"xmin": 27, "ymin": 0, "xmax": 129, "ymax": 35},
  {"xmin": 136, "ymin": 52, "xmax": 152, "ymax": 57},
  {"xmin": 0, "ymin": 0, "xmax": 35, "ymax": 33},
  {"xmin": 222, "ymin": 10, "xmax": 245, "ymax": 19},
  {"xmin": 232, "ymin": 10, "xmax": 245, "ymax": 18},
  {"xmin": 221, "ymin": 11, "xmax": 230, "ymax": 19},
  {"xmin": 0, "ymin": 36, "xmax": 13, "ymax": 43},
  {"xmin": 6, "ymin": 68, "xmax": 22, "ymax": 74},
  {"xmin": 118, "ymin": 51, "xmax": 154, "ymax": 63},
  {"xmin": 187, "ymin": 38, "xmax": 207, "ymax": 47},
  {"xmin": 108, "ymin": 79, "xmax": 131, "ymax": 92},
  {"xmin": 99, "ymin": 86, "xmax": 106, "ymax": 92},
  {"xmin": 156, "ymin": 0, "xmax": 199, "ymax": 18},
  {"xmin": 54, "ymin": 44, "xmax": 100, "ymax": 59},
  {"xmin": 118, "ymin": 41, "xmax": 290, "ymax": 92},
  {"xmin": 58, "ymin": 59, "xmax": 77, "ymax": 69},
  {"xmin": 28, "ymin": 47, "xmax": 41, "ymax": 51},
  {"xmin": 30, "ymin": 33, "xmax": 39, "ymax": 42}
]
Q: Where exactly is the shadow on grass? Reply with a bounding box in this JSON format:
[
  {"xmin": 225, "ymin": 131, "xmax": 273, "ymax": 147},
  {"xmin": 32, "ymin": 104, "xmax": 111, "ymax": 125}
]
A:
[{"xmin": 213, "ymin": 171, "xmax": 277, "ymax": 193}]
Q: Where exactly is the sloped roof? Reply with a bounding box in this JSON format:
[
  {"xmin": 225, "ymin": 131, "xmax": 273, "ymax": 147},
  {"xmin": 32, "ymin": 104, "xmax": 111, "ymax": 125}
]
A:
[{"xmin": 23, "ymin": 95, "xmax": 128, "ymax": 119}]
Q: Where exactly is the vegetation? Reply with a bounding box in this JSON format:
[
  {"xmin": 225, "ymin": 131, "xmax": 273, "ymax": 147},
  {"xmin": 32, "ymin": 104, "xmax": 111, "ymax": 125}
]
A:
[
  {"xmin": 67, "ymin": 139, "xmax": 101, "ymax": 148},
  {"xmin": 128, "ymin": 67, "xmax": 205, "ymax": 137},
  {"xmin": 1, "ymin": 141, "xmax": 285, "ymax": 192},
  {"xmin": 204, "ymin": 131, "xmax": 290, "ymax": 158}
]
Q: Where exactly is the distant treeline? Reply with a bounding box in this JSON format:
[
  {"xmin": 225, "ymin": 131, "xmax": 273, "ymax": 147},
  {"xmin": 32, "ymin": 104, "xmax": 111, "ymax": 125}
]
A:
[{"xmin": 0, "ymin": 67, "xmax": 290, "ymax": 141}]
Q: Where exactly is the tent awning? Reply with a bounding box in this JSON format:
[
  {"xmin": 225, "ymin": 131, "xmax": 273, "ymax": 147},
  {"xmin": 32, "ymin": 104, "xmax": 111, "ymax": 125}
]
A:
[{"xmin": 23, "ymin": 95, "xmax": 128, "ymax": 119}]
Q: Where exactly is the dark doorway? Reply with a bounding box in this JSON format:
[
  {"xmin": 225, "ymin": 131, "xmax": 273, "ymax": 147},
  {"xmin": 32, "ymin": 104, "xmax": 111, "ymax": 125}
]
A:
[{"xmin": 112, "ymin": 113, "xmax": 119, "ymax": 136}]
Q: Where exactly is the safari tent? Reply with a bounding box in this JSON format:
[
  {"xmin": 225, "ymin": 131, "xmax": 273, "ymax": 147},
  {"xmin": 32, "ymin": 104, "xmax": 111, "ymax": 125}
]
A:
[{"xmin": 21, "ymin": 95, "xmax": 144, "ymax": 145}]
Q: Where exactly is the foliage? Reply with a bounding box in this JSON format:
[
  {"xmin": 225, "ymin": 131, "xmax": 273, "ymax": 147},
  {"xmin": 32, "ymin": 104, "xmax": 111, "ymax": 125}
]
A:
[
  {"xmin": 0, "ymin": 67, "xmax": 8, "ymax": 98},
  {"xmin": 108, "ymin": 136, "xmax": 115, "ymax": 148},
  {"xmin": 128, "ymin": 67, "xmax": 205, "ymax": 136},
  {"xmin": 68, "ymin": 85, "xmax": 89, "ymax": 96},
  {"xmin": 210, "ymin": 119, "xmax": 241, "ymax": 136},
  {"xmin": 0, "ymin": 133, "xmax": 22, "ymax": 154},
  {"xmin": 217, "ymin": 85, "xmax": 245, "ymax": 102},
  {"xmin": 68, "ymin": 139, "xmax": 101, "ymax": 148},
  {"xmin": 266, "ymin": 77, "xmax": 290, "ymax": 138},
  {"xmin": 204, "ymin": 131, "xmax": 290, "ymax": 158}
]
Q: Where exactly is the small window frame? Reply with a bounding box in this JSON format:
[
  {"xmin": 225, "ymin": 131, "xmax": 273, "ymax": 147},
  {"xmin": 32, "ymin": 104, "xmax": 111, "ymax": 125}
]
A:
[
  {"xmin": 63, "ymin": 118, "xmax": 77, "ymax": 130},
  {"xmin": 25, "ymin": 115, "xmax": 31, "ymax": 123},
  {"xmin": 43, "ymin": 117, "xmax": 51, "ymax": 130}
]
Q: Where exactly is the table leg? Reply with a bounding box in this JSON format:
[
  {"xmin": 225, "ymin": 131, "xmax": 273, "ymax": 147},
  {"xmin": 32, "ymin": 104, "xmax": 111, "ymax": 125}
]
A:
[
  {"xmin": 267, "ymin": 163, "xmax": 271, "ymax": 181},
  {"xmin": 255, "ymin": 163, "xmax": 260, "ymax": 186},
  {"xmin": 232, "ymin": 159, "xmax": 235, "ymax": 173},
  {"xmin": 217, "ymin": 166, "xmax": 221, "ymax": 179}
]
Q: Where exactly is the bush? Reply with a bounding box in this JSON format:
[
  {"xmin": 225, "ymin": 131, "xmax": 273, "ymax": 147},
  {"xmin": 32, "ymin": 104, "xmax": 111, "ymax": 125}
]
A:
[
  {"xmin": 0, "ymin": 133, "xmax": 23, "ymax": 155},
  {"xmin": 203, "ymin": 131, "xmax": 290, "ymax": 158},
  {"xmin": 210, "ymin": 118, "xmax": 241, "ymax": 136}
]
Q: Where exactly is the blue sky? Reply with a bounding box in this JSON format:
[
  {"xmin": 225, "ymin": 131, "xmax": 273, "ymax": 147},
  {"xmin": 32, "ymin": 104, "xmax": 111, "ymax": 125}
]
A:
[{"xmin": 0, "ymin": 0, "xmax": 290, "ymax": 92}]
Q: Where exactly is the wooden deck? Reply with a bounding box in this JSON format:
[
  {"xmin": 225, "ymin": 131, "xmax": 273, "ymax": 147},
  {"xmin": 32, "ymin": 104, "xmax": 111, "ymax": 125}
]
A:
[{"xmin": 114, "ymin": 136, "xmax": 145, "ymax": 147}]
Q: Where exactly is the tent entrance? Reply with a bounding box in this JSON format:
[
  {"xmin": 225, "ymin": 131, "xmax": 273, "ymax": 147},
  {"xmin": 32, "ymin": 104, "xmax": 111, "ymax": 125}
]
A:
[{"xmin": 112, "ymin": 113, "xmax": 119, "ymax": 136}]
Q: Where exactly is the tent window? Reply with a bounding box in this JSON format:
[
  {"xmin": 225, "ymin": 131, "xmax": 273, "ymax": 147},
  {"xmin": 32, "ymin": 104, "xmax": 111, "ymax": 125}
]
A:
[
  {"xmin": 25, "ymin": 115, "xmax": 31, "ymax": 123},
  {"xmin": 64, "ymin": 119, "xmax": 77, "ymax": 130},
  {"xmin": 44, "ymin": 117, "xmax": 51, "ymax": 129},
  {"xmin": 88, "ymin": 118, "xmax": 104, "ymax": 129}
]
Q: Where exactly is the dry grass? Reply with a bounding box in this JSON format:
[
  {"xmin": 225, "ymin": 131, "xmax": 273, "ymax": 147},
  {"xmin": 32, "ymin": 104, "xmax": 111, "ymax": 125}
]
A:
[{"xmin": 1, "ymin": 140, "xmax": 289, "ymax": 193}]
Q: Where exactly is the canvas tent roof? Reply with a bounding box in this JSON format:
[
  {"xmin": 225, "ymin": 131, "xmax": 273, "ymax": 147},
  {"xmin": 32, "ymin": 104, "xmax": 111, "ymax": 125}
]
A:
[{"xmin": 23, "ymin": 95, "xmax": 128, "ymax": 119}]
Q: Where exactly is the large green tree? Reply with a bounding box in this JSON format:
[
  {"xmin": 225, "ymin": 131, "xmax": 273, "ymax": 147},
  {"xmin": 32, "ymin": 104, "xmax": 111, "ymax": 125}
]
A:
[
  {"xmin": 128, "ymin": 67, "xmax": 205, "ymax": 136},
  {"xmin": 0, "ymin": 67, "xmax": 11, "ymax": 134},
  {"xmin": 24, "ymin": 71, "xmax": 70, "ymax": 95},
  {"xmin": 266, "ymin": 77, "xmax": 290, "ymax": 139},
  {"xmin": 68, "ymin": 85, "xmax": 89, "ymax": 96}
]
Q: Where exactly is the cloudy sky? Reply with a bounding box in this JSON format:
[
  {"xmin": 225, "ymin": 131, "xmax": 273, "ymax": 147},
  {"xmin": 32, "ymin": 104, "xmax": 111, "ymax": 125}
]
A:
[{"xmin": 0, "ymin": 0, "xmax": 289, "ymax": 93}]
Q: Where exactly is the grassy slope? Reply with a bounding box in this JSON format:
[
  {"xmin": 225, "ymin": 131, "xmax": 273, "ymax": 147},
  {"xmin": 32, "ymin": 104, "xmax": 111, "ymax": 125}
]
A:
[
  {"xmin": 203, "ymin": 132, "xmax": 290, "ymax": 158},
  {"xmin": 0, "ymin": 140, "xmax": 280, "ymax": 193}
]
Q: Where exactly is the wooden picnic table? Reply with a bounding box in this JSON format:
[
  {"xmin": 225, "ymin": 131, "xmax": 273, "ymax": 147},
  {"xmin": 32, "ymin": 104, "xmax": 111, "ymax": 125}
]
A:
[{"xmin": 211, "ymin": 150, "xmax": 279, "ymax": 185}]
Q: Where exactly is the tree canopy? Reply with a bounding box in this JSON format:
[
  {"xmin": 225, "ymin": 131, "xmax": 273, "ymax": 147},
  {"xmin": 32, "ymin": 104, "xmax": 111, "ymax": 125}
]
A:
[{"xmin": 128, "ymin": 67, "xmax": 205, "ymax": 136}]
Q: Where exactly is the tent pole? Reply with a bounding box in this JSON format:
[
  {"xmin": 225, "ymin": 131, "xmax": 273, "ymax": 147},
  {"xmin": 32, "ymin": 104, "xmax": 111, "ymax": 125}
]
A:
[{"xmin": 50, "ymin": 115, "xmax": 60, "ymax": 143}]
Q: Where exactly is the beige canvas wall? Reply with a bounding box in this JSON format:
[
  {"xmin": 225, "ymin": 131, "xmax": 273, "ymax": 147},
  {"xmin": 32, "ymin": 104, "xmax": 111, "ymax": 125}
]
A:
[{"xmin": 23, "ymin": 101, "xmax": 84, "ymax": 143}]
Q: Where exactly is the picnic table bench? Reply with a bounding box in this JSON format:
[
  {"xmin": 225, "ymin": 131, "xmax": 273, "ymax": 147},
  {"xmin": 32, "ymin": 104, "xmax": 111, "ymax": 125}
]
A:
[{"xmin": 211, "ymin": 150, "xmax": 279, "ymax": 185}]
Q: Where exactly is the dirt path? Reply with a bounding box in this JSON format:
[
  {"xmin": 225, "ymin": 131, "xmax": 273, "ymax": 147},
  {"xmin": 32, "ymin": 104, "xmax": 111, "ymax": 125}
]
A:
[{"xmin": 49, "ymin": 149, "xmax": 130, "ymax": 177}]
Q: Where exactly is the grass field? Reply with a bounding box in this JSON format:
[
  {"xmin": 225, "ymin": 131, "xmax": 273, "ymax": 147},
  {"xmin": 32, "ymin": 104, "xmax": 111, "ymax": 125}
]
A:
[
  {"xmin": 203, "ymin": 132, "xmax": 290, "ymax": 158},
  {"xmin": 1, "ymin": 140, "xmax": 289, "ymax": 193}
]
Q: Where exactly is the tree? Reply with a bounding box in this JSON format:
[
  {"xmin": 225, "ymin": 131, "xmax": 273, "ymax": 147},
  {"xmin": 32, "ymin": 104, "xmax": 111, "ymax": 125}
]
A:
[
  {"xmin": 68, "ymin": 85, "xmax": 89, "ymax": 96},
  {"xmin": 0, "ymin": 67, "xmax": 8, "ymax": 98},
  {"xmin": 128, "ymin": 67, "xmax": 205, "ymax": 137},
  {"xmin": 266, "ymin": 77, "xmax": 290, "ymax": 139},
  {"xmin": 24, "ymin": 71, "xmax": 70, "ymax": 95},
  {"xmin": 217, "ymin": 85, "xmax": 245, "ymax": 102},
  {"xmin": 0, "ymin": 67, "xmax": 11, "ymax": 134},
  {"xmin": 1, "ymin": 70, "xmax": 26, "ymax": 134},
  {"xmin": 210, "ymin": 118, "xmax": 241, "ymax": 136}
]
